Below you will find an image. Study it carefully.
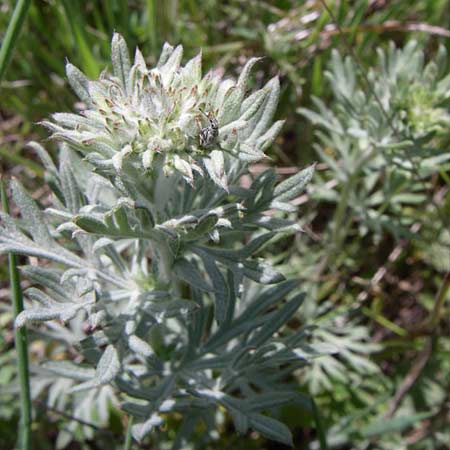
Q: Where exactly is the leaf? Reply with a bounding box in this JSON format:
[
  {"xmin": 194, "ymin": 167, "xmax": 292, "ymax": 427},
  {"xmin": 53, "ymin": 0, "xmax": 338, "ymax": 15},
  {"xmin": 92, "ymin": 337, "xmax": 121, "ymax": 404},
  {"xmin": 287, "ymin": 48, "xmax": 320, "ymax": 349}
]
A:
[
  {"xmin": 204, "ymin": 314, "xmax": 271, "ymax": 352},
  {"xmin": 128, "ymin": 335, "xmax": 154, "ymax": 358},
  {"xmin": 360, "ymin": 412, "xmax": 434, "ymax": 438},
  {"xmin": 42, "ymin": 361, "xmax": 95, "ymax": 381},
  {"xmin": 94, "ymin": 344, "xmax": 120, "ymax": 386},
  {"xmin": 15, "ymin": 308, "xmax": 62, "ymax": 328},
  {"xmin": 241, "ymin": 260, "xmax": 285, "ymax": 285},
  {"xmin": 256, "ymin": 120, "xmax": 285, "ymax": 152},
  {"xmin": 73, "ymin": 214, "xmax": 110, "ymax": 234},
  {"xmin": 157, "ymin": 42, "xmax": 175, "ymax": 67},
  {"xmin": 194, "ymin": 243, "xmax": 284, "ymax": 285},
  {"xmin": 194, "ymin": 232, "xmax": 276, "ymax": 262},
  {"xmin": 249, "ymin": 413, "xmax": 293, "ymax": 446},
  {"xmin": 122, "ymin": 400, "xmax": 153, "ymax": 418},
  {"xmin": 59, "ymin": 146, "xmax": 82, "ymax": 213},
  {"xmin": 194, "ymin": 390, "xmax": 246, "ymax": 421},
  {"xmin": 74, "ymin": 202, "xmax": 161, "ymax": 241},
  {"xmin": 66, "ymin": 62, "xmax": 93, "ymax": 107},
  {"xmin": 269, "ymin": 200, "xmax": 297, "ymax": 213},
  {"xmin": 187, "ymin": 355, "xmax": 231, "ymax": 371},
  {"xmin": 141, "ymin": 299, "xmax": 197, "ymax": 322},
  {"xmin": 204, "ymin": 150, "xmax": 228, "ymax": 191},
  {"xmin": 180, "ymin": 51, "xmax": 202, "ymax": 86},
  {"xmin": 249, "ymin": 77, "xmax": 280, "ymax": 140},
  {"xmin": 198, "ymin": 251, "xmax": 230, "ymax": 324},
  {"xmin": 25, "ymin": 287, "xmax": 54, "ymax": 307},
  {"xmin": 246, "ymin": 392, "xmax": 311, "ymax": 413},
  {"xmin": 21, "ymin": 266, "xmax": 66, "ymax": 298},
  {"xmin": 244, "ymin": 169, "xmax": 276, "ymax": 211},
  {"xmin": 27, "ymin": 142, "xmax": 58, "ymax": 178},
  {"xmin": 15, "ymin": 288, "xmax": 94, "ymax": 328},
  {"xmin": 173, "ymin": 258, "xmax": 213, "ymax": 292},
  {"xmin": 238, "ymin": 280, "xmax": 299, "ymax": 324},
  {"xmin": 239, "ymin": 90, "xmax": 267, "ymax": 122},
  {"xmin": 173, "ymin": 154, "xmax": 194, "ymax": 184},
  {"xmin": 238, "ymin": 57, "xmax": 263, "ymax": 89},
  {"xmin": 182, "ymin": 214, "xmax": 218, "ymax": 242},
  {"xmin": 238, "ymin": 143, "xmax": 266, "ymax": 162},
  {"xmin": 240, "ymin": 232, "xmax": 277, "ymax": 257},
  {"xmin": 249, "ymin": 293, "xmax": 305, "ymax": 347},
  {"xmin": 11, "ymin": 180, "xmax": 53, "ymax": 246},
  {"xmin": 0, "ymin": 192, "xmax": 83, "ymax": 268},
  {"xmin": 273, "ymin": 164, "xmax": 315, "ymax": 202},
  {"xmin": 171, "ymin": 416, "xmax": 204, "ymax": 450},
  {"xmin": 186, "ymin": 291, "xmax": 207, "ymax": 351},
  {"xmin": 229, "ymin": 407, "xmax": 250, "ymax": 434},
  {"xmin": 132, "ymin": 414, "xmax": 164, "ymax": 441},
  {"xmin": 218, "ymin": 86, "xmax": 244, "ymax": 126},
  {"xmin": 159, "ymin": 44, "xmax": 183, "ymax": 86},
  {"xmin": 111, "ymin": 33, "xmax": 131, "ymax": 94},
  {"xmin": 255, "ymin": 216, "xmax": 301, "ymax": 233},
  {"xmin": 116, "ymin": 377, "xmax": 166, "ymax": 402}
]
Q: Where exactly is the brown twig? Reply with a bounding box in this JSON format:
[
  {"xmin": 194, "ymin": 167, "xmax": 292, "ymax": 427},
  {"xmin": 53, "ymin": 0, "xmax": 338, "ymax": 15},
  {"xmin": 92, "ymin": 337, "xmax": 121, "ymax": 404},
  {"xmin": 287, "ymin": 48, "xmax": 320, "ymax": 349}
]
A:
[
  {"xmin": 405, "ymin": 384, "xmax": 450, "ymax": 445},
  {"xmin": 384, "ymin": 338, "xmax": 433, "ymax": 418},
  {"xmin": 34, "ymin": 399, "xmax": 115, "ymax": 435},
  {"xmin": 385, "ymin": 267, "xmax": 450, "ymax": 417},
  {"xmin": 356, "ymin": 223, "xmax": 421, "ymax": 304}
]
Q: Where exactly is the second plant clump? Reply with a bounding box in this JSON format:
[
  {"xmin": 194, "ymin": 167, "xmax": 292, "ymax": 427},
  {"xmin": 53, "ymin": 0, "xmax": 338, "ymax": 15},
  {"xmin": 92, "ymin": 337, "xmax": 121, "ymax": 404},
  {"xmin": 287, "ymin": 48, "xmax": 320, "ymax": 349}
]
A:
[{"xmin": 0, "ymin": 34, "xmax": 321, "ymax": 446}]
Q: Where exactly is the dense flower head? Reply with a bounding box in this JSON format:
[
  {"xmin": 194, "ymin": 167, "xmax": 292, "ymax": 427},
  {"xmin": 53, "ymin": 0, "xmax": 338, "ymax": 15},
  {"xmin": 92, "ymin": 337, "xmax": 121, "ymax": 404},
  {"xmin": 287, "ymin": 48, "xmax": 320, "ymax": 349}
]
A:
[{"xmin": 44, "ymin": 33, "xmax": 284, "ymax": 189}]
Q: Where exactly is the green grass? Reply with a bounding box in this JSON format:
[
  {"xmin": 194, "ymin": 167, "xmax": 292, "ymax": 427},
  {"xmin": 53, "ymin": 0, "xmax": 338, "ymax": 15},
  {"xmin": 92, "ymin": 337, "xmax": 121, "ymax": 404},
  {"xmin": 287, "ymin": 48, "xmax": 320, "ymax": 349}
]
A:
[{"xmin": 0, "ymin": 0, "xmax": 31, "ymax": 83}]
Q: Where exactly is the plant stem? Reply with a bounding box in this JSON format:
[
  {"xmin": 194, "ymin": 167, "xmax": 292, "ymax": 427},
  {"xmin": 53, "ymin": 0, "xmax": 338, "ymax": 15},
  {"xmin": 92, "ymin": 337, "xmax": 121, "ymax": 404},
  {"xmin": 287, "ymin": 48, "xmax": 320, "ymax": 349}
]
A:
[
  {"xmin": 428, "ymin": 270, "xmax": 450, "ymax": 329},
  {"xmin": 311, "ymin": 398, "xmax": 328, "ymax": 450},
  {"xmin": 0, "ymin": 0, "xmax": 32, "ymax": 84},
  {"xmin": 1, "ymin": 178, "xmax": 32, "ymax": 450},
  {"xmin": 124, "ymin": 415, "xmax": 134, "ymax": 450},
  {"xmin": 329, "ymin": 147, "xmax": 376, "ymax": 263}
]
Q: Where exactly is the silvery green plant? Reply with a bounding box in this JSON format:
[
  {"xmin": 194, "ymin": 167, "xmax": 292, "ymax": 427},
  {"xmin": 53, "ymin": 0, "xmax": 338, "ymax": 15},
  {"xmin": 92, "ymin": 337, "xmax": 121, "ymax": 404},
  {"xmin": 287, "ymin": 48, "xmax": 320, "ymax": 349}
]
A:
[
  {"xmin": 290, "ymin": 41, "xmax": 450, "ymax": 448},
  {"xmin": 293, "ymin": 41, "xmax": 450, "ymax": 386},
  {"xmin": 45, "ymin": 33, "xmax": 285, "ymax": 189},
  {"xmin": 299, "ymin": 41, "xmax": 450, "ymax": 242},
  {"xmin": 0, "ymin": 34, "xmax": 321, "ymax": 447}
]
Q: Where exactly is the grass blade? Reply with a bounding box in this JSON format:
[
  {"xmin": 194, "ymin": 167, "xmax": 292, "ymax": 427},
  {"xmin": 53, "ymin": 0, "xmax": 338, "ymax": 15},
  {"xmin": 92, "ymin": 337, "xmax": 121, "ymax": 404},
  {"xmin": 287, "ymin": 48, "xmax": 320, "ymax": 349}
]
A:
[
  {"xmin": 0, "ymin": 0, "xmax": 32, "ymax": 83},
  {"xmin": 61, "ymin": 0, "xmax": 100, "ymax": 78},
  {"xmin": 1, "ymin": 177, "xmax": 32, "ymax": 450}
]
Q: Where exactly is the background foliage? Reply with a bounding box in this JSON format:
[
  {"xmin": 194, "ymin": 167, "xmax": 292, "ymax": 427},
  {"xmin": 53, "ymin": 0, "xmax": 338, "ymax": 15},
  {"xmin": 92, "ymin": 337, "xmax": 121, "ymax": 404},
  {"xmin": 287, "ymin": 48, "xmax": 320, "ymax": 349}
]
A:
[{"xmin": 1, "ymin": 0, "xmax": 450, "ymax": 449}]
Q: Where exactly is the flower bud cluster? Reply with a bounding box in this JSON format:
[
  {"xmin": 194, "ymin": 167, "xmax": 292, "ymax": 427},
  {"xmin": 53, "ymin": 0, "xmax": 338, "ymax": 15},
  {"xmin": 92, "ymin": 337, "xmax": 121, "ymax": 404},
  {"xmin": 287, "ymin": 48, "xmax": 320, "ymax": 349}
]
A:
[{"xmin": 44, "ymin": 33, "xmax": 284, "ymax": 189}]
